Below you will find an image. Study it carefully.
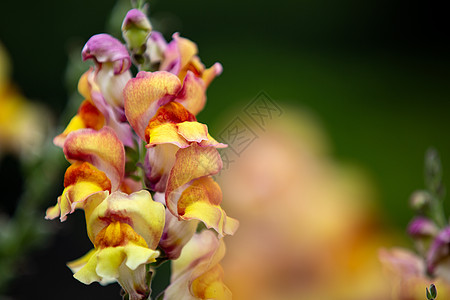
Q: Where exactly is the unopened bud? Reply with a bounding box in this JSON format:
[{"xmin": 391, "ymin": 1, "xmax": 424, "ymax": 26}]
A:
[
  {"xmin": 410, "ymin": 190, "xmax": 431, "ymax": 211},
  {"xmin": 122, "ymin": 9, "xmax": 152, "ymax": 54},
  {"xmin": 407, "ymin": 217, "xmax": 438, "ymax": 238},
  {"xmin": 426, "ymin": 283, "xmax": 437, "ymax": 299}
]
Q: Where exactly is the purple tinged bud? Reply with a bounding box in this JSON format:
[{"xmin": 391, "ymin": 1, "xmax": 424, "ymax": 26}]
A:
[
  {"xmin": 426, "ymin": 227, "xmax": 450, "ymax": 275},
  {"xmin": 408, "ymin": 217, "xmax": 438, "ymax": 238},
  {"xmin": 82, "ymin": 34, "xmax": 131, "ymax": 75},
  {"xmin": 122, "ymin": 9, "xmax": 152, "ymax": 52},
  {"xmin": 122, "ymin": 9, "xmax": 151, "ymax": 31}
]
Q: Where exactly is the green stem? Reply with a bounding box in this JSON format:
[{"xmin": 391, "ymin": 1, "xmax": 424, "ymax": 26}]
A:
[
  {"xmin": 431, "ymin": 194, "xmax": 447, "ymax": 228},
  {"xmin": 138, "ymin": 140, "xmax": 147, "ymax": 189}
]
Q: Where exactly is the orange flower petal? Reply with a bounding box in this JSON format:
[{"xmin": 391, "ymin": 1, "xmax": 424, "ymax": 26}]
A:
[
  {"xmin": 145, "ymin": 102, "xmax": 222, "ymax": 148},
  {"xmin": 166, "ymin": 145, "xmax": 221, "ymax": 211},
  {"xmin": 63, "ymin": 127, "xmax": 125, "ymax": 191},
  {"xmin": 124, "ymin": 71, "xmax": 182, "ymax": 141},
  {"xmin": 45, "ymin": 162, "xmax": 111, "ymax": 221},
  {"xmin": 145, "ymin": 101, "xmax": 196, "ymax": 136},
  {"xmin": 54, "ymin": 100, "xmax": 106, "ymax": 148}
]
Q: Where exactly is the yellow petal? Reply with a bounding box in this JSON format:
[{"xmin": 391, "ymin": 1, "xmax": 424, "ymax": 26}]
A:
[
  {"xmin": 167, "ymin": 231, "xmax": 230, "ymax": 300},
  {"xmin": 147, "ymin": 123, "xmax": 190, "ymax": 148},
  {"xmin": 67, "ymin": 248, "xmax": 97, "ymax": 274},
  {"xmin": 54, "ymin": 98, "xmax": 106, "ymax": 148},
  {"xmin": 53, "ymin": 115, "xmax": 85, "ymax": 148},
  {"xmin": 191, "ymin": 265, "xmax": 232, "ymax": 300},
  {"xmin": 144, "ymin": 101, "xmax": 196, "ymax": 145},
  {"xmin": 172, "ymin": 231, "xmax": 225, "ymax": 279},
  {"xmin": 176, "ymin": 35, "xmax": 198, "ymax": 74},
  {"xmin": 45, "ymin": 203, "xmax": 61, "ymax": 220},
  {"xmin": 78, "ymin": 69, "xmax": 91, "ymax": 99},
  {"xmin": 201, "ymin": 62, "xmax": 223, "ymax": 88},
  {"xmin": 71, "ymin": 249, "xmax": 102, "ymax": 285},
  {"xmin": 59, "ymin": 182, "xmax": 104, "ymax": 221},
  {"xmin": 178, "ymin": 177, "xmax": 238, "ymax": 237},
  {"xmin": 96, "ymin": 246, "xmax": 126, "ymax": 280},
  {"xmin": 124, "ymin": 243, "xmax": 159, "ymax": 270},
  {"xmin": 45, "ymin": 161, "xmax": 112, "ymax": 221},
  {"xmin": 177, "ymin": 121, "xmax": 208, "ymax": 144}
]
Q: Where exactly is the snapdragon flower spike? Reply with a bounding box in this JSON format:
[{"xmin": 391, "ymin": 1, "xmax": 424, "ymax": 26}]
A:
[
  {"xmin": 164, "ymin": 230, "xmax": 232, "ymax": 300},
  {"xmin": 426, "ymin": 227, "xmax": 450, "ymax": 275},
  {"xmin": 45, "ymin": 127, "xmax": 125, "ymax": 221},
  {"xmin": 68, "ymin": 190, "xmax": 165, "ymax": 300},
  {"xmin": 159, "ymin": 33, "xmax": 223, "ymax": 88}
]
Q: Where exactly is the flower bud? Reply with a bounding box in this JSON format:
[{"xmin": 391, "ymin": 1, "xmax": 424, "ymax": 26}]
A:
[
  {"xmin": 427, "ymin": 283, "xmax": 437, "ymax": 299},
  {"xmin": 410, "ymin": 190, "xmax": 432, "ymax": 211},
  {"xmin": 122, "ymin": 9, "xmax": 152, "ymax": 54},
  {"xmin": 407, "ymin": 217, "xmax": 438, "ymax": 238}
]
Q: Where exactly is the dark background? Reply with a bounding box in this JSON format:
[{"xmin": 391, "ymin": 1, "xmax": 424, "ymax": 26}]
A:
[{"xmin": 0, "ymin": 0, "xmax": 449, "ymax": 298}]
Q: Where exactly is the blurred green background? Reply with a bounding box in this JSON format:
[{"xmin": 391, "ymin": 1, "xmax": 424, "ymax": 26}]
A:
[{"xmin": 0, "ymin": 0, "xmax": 449, "ymax": 298}]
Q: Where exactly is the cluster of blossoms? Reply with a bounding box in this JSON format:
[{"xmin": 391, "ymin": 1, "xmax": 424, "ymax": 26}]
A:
[
  {"xmin": 45, "ymin": 7, "xmax": 237, "ymax": 300},
  {"xmin": 380, "ymin": 149, "xmax": 450, "ymax": 299}
]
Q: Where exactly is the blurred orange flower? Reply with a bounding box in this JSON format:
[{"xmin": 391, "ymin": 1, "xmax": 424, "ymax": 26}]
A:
[{"xmin": 218, "ymin": 107, "xmax": 393, "ymax": 300}]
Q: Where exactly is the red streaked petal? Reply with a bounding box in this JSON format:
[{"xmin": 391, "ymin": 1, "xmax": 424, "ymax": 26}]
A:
[
  {"xmin": 63, "ymin": 127, "xmax": 125, "ymax": 191},
  {"xmin": 124, "ymin": 71, "xmax": 182, "ymax": 141}
]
